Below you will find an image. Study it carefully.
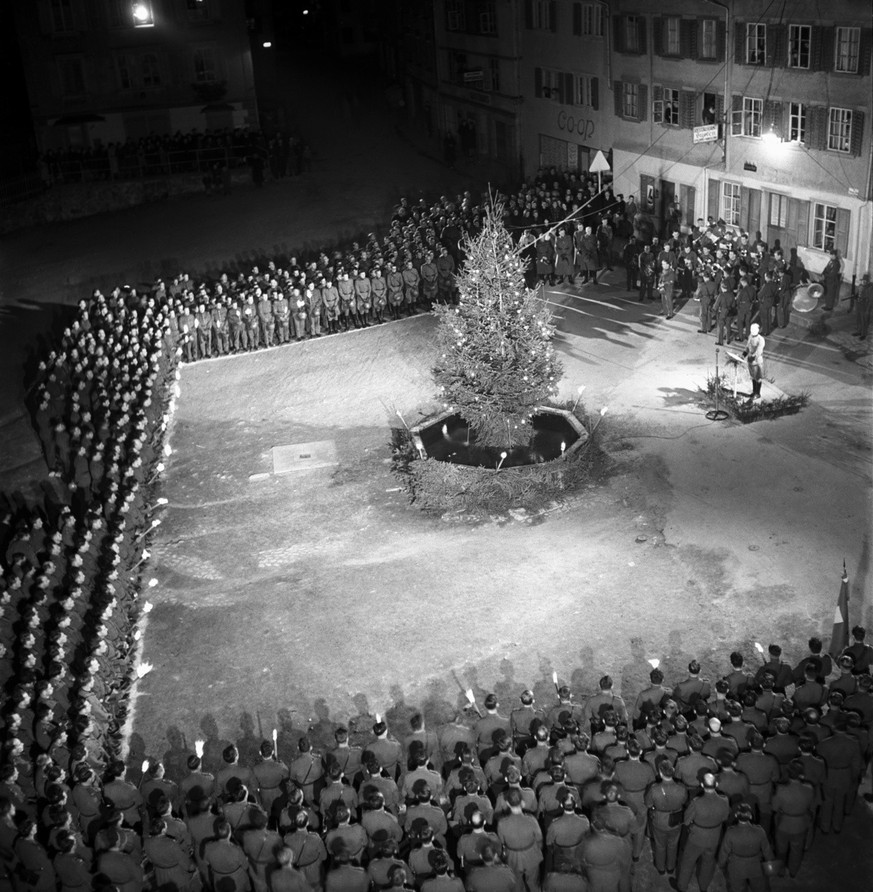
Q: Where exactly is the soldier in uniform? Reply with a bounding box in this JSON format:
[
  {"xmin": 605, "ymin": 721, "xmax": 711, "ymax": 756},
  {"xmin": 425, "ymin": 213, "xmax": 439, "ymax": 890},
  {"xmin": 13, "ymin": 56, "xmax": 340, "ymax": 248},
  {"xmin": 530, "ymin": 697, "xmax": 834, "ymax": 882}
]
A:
[
  {"xmin": 257, "ymin": 289, "xmax": 275, "ymax": 348},
  {"xmin": 212, "ymin": 299, "xmax": 229, "ymax": 355},
  {"xmin": 496, "ymin": 788, "xmax": 543, "ymax": 892},
  {"xmin": 290, "ymin": 289, "xmax": 308, "ymax": 341},
  {"xmin": 242, "ymin": 293, "xmax": 259, "ymax": 350},
  {"xmin": 713, "ymin": 280, "xmax": 735, "ymax": 346},
  {"xmin": 716, "ymin": 801, "xmax": 774, "ymax": 891},
  {"xmin": 675, "ymin": 772, "xmax": 730, "ymax": 892},
  {"xmin": 637, "ymin": 244, "xmax": 656, "ymax": 302},
  {"xmin": 436, "ymin": 248, "xmax": 456, "ymax": 304},
  {"xmin": 401, "ymin": 261, "xmax": 421, "ymax": 315},
  {"xmin": 370, "ymin": 269, "xmax": 388, "ymax": 324},
  {"xmin": 420, "ymin": 253, "xmax": 439, "ymax": 308},
  {"xmin": 510, "ymin": 690, "xmax": 544, "ymax": 755},
  {"xmin": 657, "ymin": 260, "xmax": 676, "ymax": 319},
  {"xmin": 644, "ymin": 760, "xmax": 687, "ymax": 876},
  {"xmin": 353, "ymin": 271, "xmax": 372, "ymax": 328},
  {"xmin": 734, "ymin": 276, "xmax": 755, "ymax": 343},
  {"xmin": 336, "ymin": 273, "xmax": 354, "ymax": 329},
  {"xmin": 772, "ymin": 760, "xmax": 816, "ymax": 877},
  {"xmin": 321, "ymin": 279, "xmax": 341, "ymax": 334},
  {"xmin": 757, "ymin": 271, "xmax": 778, "ymax": 336},
  {"xmin": 696, "ymin": 270, "xmax": 716, "ymax": 334},
  {"xmin": 228, "ymin": 301, "xmax": 244, "ymax": 352},
  {"xmin": 274, "ymin": 291, "xmax": 291, "ymax": 344},
  {"xmin": 817, "ymin": 715, "xmax": 863, "ymax": 834}
]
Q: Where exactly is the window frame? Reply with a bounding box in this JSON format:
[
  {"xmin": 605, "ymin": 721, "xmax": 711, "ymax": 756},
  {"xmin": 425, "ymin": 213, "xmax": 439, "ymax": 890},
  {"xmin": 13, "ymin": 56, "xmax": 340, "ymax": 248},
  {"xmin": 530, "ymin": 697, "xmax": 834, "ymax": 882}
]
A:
[
  {"xmin": 835, "ymin": 26, "xmax": 860, "ymax": 73},
  {"xmin": 664, "ymin": 16, "xmax": 681, "ymax": 56},
  {"xmin": 624, "ymin": 15, "xmax": 640, "ymax": 53},
  {"xmin": 732, "ymin": 96, "xmax": 763, "ymax": 137},
  {"xmin": 700, "ymin": 18, "xmax": 717, "ymax": 60},
  {"xmin": 769, "ymin": 193, "xmax": 789, "ymax": 229},
  {"xmin": 812, "ymin": 202, "xmax": 838, "ymax": 251},
  {"xmin": 788, "ymin": 23, "xmax": 811, "ymax": 69},
  {"xmin": 788, "ymin": 101, "xmax": 806, "ymax": 143},
  {"xmin": 662, "ymin": 87, "xmax": 680, "ymax": 125},
  {"xmin": 532, "ymin": 0, "xmax": 552, "ymax": 31},
  {"xmin": 575, "ymin": 74, "xmax": 594, "ymax": 108},
  {"xmin": 50, "ymin": 0, "xmax": 76, "ymax": 33},
  {"xmin": 140, "ymin": 52, "xmax": 162, "ymax": 87},
  {"xmin": 58, "ymin": 55, "xmax": 86, "ymax": 96},
  {"xmin": 446, "ymin": 0, "xmax": 466, "ymax": 32},
  {"xmin": 827, "ymin": 107, "xmax": 852, "ymax": 153},
  {"xmin": 540, "ymin": 67, "xmax": 562, "ymax": 102},
  {"xmin": 722, "ymin": 182, "xmax": 741, "ymax": 226},
  {"xmin": 581, "ymin": 3, "xmax": 604, "ymax": 37},
  {"xmin": 192, "ymin": 46, "xmax": 218, "ymax": 83},
  {"xmin": 746, "ymin": 22, "xmax": 766, "ymax": 65},
  {"xmin": 622, "ymin": 82, "xmax": 639, "ymax": 120}
]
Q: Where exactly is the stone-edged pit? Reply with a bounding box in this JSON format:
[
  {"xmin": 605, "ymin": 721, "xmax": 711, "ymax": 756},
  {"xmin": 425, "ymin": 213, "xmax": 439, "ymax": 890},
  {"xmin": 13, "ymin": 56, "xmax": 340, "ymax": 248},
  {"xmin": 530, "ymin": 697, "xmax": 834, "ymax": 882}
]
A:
[{"xmin": 393, "ymin": 404, "xmax": 594, "ymax": 517}]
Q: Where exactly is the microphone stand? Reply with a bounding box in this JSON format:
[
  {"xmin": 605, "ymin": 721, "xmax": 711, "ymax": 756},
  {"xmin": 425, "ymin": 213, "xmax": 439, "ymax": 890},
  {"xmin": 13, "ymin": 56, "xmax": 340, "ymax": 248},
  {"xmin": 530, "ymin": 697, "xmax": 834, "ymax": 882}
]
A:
[{"xmin": 706, "ymin": 347, "xmax": 729, "ymax": 420}]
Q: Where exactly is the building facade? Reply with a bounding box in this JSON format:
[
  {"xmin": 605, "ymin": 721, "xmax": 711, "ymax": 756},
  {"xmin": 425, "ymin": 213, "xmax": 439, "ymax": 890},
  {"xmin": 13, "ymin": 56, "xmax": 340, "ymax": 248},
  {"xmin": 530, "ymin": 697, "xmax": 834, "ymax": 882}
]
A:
[
  {"xmin": 14, "ymin": 0, "xmax": 258, "ymax": 152},
  {"xmin": 433, "ymin": 0, "xmax": 524, "ymax": 174},
  {"xmin": 608, "ymin": 0, "xmax": 872, "ymax": 280},
  {"xmin": 519, "ymin": 0, "xmax": 613, "ymax": 175}
]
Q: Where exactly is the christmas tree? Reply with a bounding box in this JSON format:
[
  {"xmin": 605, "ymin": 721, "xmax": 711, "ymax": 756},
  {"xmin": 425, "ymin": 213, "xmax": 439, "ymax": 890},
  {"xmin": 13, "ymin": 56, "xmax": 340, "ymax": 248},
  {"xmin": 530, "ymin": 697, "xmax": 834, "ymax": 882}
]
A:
[{"xmin": 433, "ymin": 202, "xmax": 563, "ymax": 448}]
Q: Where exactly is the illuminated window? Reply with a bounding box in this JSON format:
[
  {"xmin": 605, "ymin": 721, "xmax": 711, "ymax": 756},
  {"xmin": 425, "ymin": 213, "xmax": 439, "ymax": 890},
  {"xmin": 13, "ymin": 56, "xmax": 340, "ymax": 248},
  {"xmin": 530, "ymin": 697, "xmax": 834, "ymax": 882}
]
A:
[
  {"xmin": 827, "ymin": 107, "xmax": 852, "ymax": 152},
  {"xmin": 769, "ymin": 194, "xmax": 789, "ymax": 228},
  {"xmin": 733, "ymin": 97, "xmax": 762, "ymax": 137},
  {"xmin": 835, "ymin": 27, "xmax": 860, "ymax": 73},
  {"xmin": 788, "ymin": 24, "xmax": 811, "ymax": 68},
  {"xmin": 131, "ymin": 2, "xmax": 154, "ymax": 28},
  {"xmin": 788, "ymin": 102, "xmax": 806, "ymax": 143}
]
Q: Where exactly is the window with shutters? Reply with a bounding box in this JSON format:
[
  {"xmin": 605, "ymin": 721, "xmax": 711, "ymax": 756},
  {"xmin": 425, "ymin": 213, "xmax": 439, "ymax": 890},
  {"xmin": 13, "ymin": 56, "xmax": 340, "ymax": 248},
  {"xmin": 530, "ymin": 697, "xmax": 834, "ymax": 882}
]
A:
[
  {"xmin": 746, "ymin": 23, "xmax": 766, "ymax": 64},
  {"xmin": 788, "ymin": 24, "xmax": 811, "ymax": 68},
  {"xmin": 665, "ymin": 17, "xmax": 681, "ymax": 55},
  {"xmin": 654, "ymin": 87, "xmax": 680, "ymax": 125},
  {"xmin": 51, "ymin": 0, "xmax": 75, "ymax": 32},
  {"xmin": 827, "ymin": 108, "xmax": 852, "ymax": 152},
  {"xmin": 625, "ymin": 15, "xmax": 640, "ymax": 53},
  {"xmin": 835, "ymin": 27, "xmax": 860, "ymax": 73},
  {"xmin": 769, "ymin": 194, "xmax": 789, "ymax": 229},
  {"xmin": 722, "ymin": 182, "xmax": 741, "ymax": 226},
  {"xmin": 193, "ymin": 47, "xmax": 217, "ymax": 83},
  {"xmin": 622, "ymin": 83, "xmax": 639, "ymax": 119},
  {"xmin": 141, "ymin": 53, "xmax": 161, "ymax": 87},
  {"xmin": 116, "ymin": 54, "xmax": 133, "ymax": 90},
  {"xmin": 532, "ymin": 1, "xmax": 552, "ymax": 30},
  {"xmin": 733, "ymin": 97, "xmax": 762, "ymax": 137},
  {"xmin": 581, "ymin": 3, "xmax": 603, "ymax": 37},
  {"xmin": 446, "ymin": 0, "xmax": 465, "ymax": 32},
  {"xmin": 480, "ymin": 2, "xmax": 497, "ymax": 35},
  {"xmin": 788, "ymin": 102, "xmax": 806, "ymax": 143},
  {"xmin": 489, "ymin": 57, "xmax": 500, "ymax": 92},
  {"xmin": 812, "ymin": 203, "xmax": 838, "ymax": 251},
  {"xmin": 700, "ymin": 19, "xmax": 717, "ymax": 59},
  {"xmin": 575, "ymin": 75, "xmax": 596, "ymax": 108},
  {"xmin": 58, "ymin": 57, "xmax": 85, "ymax": 95}
]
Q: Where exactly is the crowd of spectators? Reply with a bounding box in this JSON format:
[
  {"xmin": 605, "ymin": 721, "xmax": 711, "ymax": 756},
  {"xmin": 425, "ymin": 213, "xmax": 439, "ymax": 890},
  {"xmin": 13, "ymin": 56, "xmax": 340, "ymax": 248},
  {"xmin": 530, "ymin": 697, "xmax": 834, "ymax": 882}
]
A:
[
  {"xmin": 37, "ymin": 129, "xmax": 311, "ymax": 188},
  {"xmin": 1, "ymin": 167, "xmax": 869, "ymax": 891}
]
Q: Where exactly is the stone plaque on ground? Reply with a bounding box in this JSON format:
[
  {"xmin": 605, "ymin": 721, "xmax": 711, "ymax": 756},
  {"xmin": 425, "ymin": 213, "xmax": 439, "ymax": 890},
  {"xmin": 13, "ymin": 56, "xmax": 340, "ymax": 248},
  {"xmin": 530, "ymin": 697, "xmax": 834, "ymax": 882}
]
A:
[{"xmin": 271, "ymin": 440, "xmax": 337, "ymax": 475}]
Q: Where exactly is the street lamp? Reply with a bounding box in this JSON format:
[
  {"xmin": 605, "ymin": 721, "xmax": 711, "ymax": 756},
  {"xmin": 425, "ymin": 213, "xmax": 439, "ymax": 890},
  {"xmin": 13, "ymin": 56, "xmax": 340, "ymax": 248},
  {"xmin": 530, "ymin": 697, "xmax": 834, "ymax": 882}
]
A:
[{"xmin": 132, "ymin": 2, "xmax": 154, "ymax": 28}]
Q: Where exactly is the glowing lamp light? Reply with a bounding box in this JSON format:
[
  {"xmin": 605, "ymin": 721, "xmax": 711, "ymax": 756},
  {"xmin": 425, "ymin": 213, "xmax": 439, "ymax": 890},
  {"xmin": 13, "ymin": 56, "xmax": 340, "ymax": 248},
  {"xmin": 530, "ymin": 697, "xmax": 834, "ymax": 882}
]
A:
[
  {"xmin": 648, "ymin": 658, "xmax": 660, "ymax": 669},
  {"xmin": 194, "ymin": 739, "xmax": 205, "ymax": 758},
  {"xmin": 262, "ymin": 41, "xmax": 272, "ymax": 48},
  {"xmin": 754, "ymin": 642, "xmax": 764, "ymax": 654},
  {"xmin": 132, "ymin": 4, "xmax": 150, "ymax": 23},
  {"xmin": 762, "ymin": 125, "xmax": 780, "ymax": 145},
  {"xmin": 552, "ymin": 670, "xmax": 558, "ymax": 685},
  {"xmin": 464, "ymin": 689, "xmax": 476, "ymax": 705}
]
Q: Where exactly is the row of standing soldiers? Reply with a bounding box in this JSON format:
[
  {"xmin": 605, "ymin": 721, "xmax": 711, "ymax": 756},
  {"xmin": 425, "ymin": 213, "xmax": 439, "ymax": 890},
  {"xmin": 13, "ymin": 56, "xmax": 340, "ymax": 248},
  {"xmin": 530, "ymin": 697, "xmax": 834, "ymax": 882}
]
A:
[{"xmin": 162, "ymin": 251, "xmax": 460, "ymax": 362}]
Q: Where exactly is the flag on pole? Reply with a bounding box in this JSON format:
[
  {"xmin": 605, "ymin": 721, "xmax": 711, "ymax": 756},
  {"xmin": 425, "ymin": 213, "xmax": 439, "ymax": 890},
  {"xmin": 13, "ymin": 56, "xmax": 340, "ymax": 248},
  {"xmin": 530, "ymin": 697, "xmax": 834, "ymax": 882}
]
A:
[{"xmin": 828, "ymin": 562, "xmax": 850, "ymax": 658}]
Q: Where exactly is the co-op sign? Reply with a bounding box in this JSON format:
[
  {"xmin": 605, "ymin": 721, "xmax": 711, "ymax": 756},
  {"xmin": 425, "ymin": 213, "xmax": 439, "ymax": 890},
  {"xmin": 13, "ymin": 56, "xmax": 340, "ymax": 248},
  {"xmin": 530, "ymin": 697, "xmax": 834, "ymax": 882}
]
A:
[{"xmin": 556, "ymin": 110, "xmax": 595, "ymax": 140}]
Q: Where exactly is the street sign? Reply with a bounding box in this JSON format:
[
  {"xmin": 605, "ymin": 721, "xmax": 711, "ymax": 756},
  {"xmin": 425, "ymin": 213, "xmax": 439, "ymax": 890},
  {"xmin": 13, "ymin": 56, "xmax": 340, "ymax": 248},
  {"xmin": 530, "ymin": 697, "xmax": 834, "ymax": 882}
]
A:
[
  {"xmin": 463, "ymin": 69, "xmax": 484, "ymax": 83},
  {"xmin": 590, "ymin": 149, "xmax": 611, "ymax": 172},
  {"xmin": 693, "ymin": 124, "xmax": 719, "ymax": 143}
]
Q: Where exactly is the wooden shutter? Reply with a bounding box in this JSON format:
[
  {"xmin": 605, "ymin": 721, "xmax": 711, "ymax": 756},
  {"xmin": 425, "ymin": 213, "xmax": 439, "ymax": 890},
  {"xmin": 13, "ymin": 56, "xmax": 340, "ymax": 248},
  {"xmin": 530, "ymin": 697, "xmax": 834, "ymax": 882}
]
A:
[
  {"xmin": 681, "ymin": 90, "xmax": 697, "ymax": 129},
  {"xmin": 735, "ymin": 21, "xmax": 745, "ymax": 64},
  {"xmin": 740, "ymin": 187, "xmax": 750, "ymax": 231},
  {"xmin": 790, "ymin": 199, "xmax": 810, "ymax": 247},
  {"xmin": 562, "ymin": 72, "xmax": 574, "ymax": 105},
  {"xmin": 806, "ymin": 105, "xmax": 827, "ymax": 151},
  {"xmin": 681, "ymin": 19, "xmax": 695, "ymax": 58},
  {"xmin": 591, "ymin": 77, "xmax": 599, "ymax": 111},
  {"xmin": 613, "ymin": 79, "xmax": 623, "ymax": 117},
  {"xmin": 767, "ymin": 24, "xmax": 785, "ymax": 67},
  {"xmin": 524, "ymin": 0, "xmax": 533, "ymax": 30},
  {"xmin": 747, "ymin": 189, "xmax": 761, "ymax": 236},
  {"xmin": 572, "ymin": 3, "xmax": 581, "ymax": 36},
  {"xmin": 550, "ymin": 1, "xmax": 557, "ymax": 33},
  {"xmin": 653, "ymin": 17, "xmax": 663, "ymax": 56},
  {"xmin": 716, "ymin": 20, "xmax": 726, "ymax": 62},
  {"xmin": 708, "ymin": 179, "xmax": 720, "ymax": 221},
  {"xmin": 859, "ymin": 29, "xmax": 873, "ymax": 76},
  {"xmin": 850, "ymin": 110, "xmax": 864, "ymax": 156},
  {"xmin": 613, "ymin": 15, "xmax": 624, "ymax": 52},
  {"xmin": 812, "ymin": 26, "xmax": 835, "ymax": 72},
  {"xmin": 835, "ymin": 208, "xmax": 850, "ymax": 258},
  {"xmin": 652, "ymin": 84, "xmax": 663, "ymax": 123},
  {"xmin": 637, "ymin": 17, "xmax": 647, "ymax": 55},
  {"xmin": 638, "ymin": 83, "xmax": 648, "ymax": 121},
  {"xmin": 535, "ymin": 67, "xmax": 543, "ymax": 99}
]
